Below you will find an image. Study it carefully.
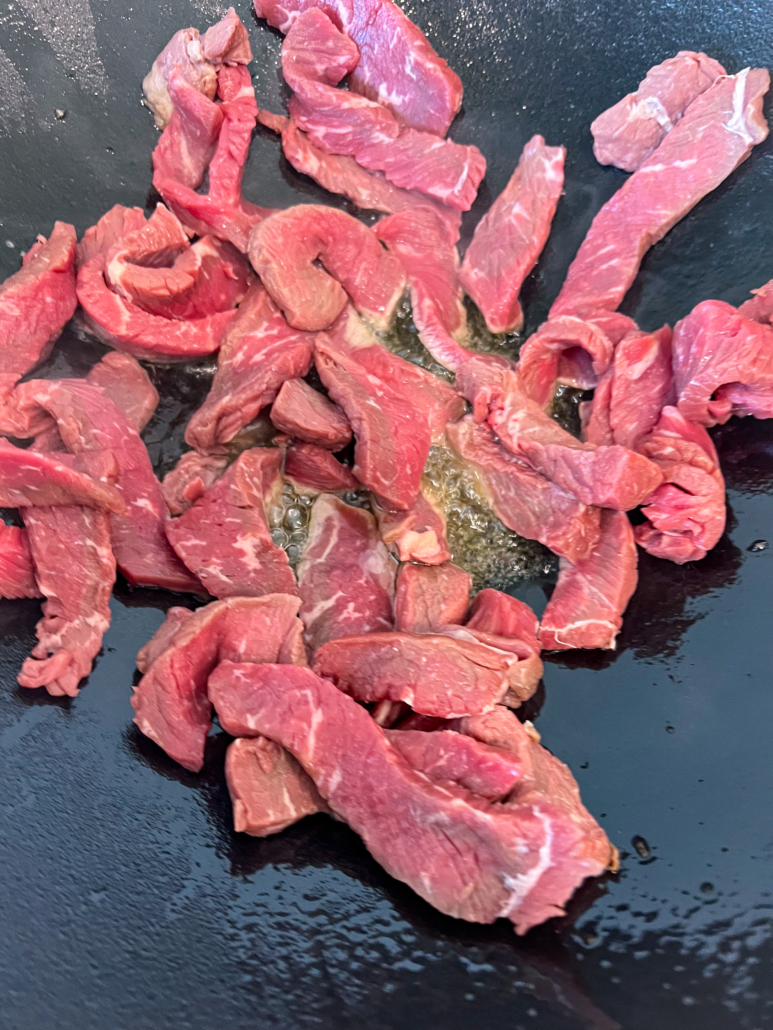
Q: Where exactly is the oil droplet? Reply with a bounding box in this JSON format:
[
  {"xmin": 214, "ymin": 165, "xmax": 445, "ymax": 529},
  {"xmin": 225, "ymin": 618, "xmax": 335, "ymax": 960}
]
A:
[
  {"xmin": 700, "ymin": 882, "xmax": 714, "ymax": 894},
  {"xmin": 748, "ymin": 539, "xmax": 768, "ymax": 552},
  {"xmin": 632, "ymin": 835, "xmax": 651, "ymax": 859}
]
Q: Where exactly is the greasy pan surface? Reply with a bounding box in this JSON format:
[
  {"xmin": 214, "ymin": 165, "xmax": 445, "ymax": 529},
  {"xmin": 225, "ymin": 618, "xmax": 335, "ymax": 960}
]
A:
[{"xmin": 1, "ymin": 1, "xmax": 772, "ymax": 1027}]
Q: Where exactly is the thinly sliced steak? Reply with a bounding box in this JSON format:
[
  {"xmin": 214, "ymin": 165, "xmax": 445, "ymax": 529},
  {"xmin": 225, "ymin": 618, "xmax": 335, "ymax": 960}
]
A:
[
  {"xmin": 270, "ymin": 378, "xmax": 352, "ymax": 449},
  {"xmin": 460, "ymin": 135, "xmax": 565, "ymax": 334},
  {"xmin": 136, "ymin": 606, "xmax": 195, "ymax": 674},
  {"xmin": 394, "ymin": 561, "xmax": 471, "ymax": 633},
  {"xmin": 209, "ymin": 662, "xmax": 614, "ymax": 933},
  {"xmin": 466, "ymin": 590, "xmax": 540, "ymax": 653},
  {"xmin": 375, "ymin": 492, "xmax": 450, "ymax": 564},
  {"xmin": 0, "ymin": 520, "xmax": 40, "ymax": 599},
  {"xmin": 0, "ymin": 439, "xmax": 123, "ymax": 511},
  {"xmin": 738, "ymin": 277, "xmax": 773, "ymax": 325},
  {"xmin": 385, "ymin": 729, "xmax": 522, "ymax": 800},
  {"xmin": 76, "ymin": 205, "xmax": 146, "ymax": 269},
  {"xmin": 161, "ymin": 451, "xmax": 229, "ymax": 515},
  {"xmin": 284, "ymin": 443, "xmax": 358, "ymax": 495},
  {"xmin": 131, "ymin": 594, "xmax": 304, "ymax": 771},
  {"xmin": 86, "ymin": 352, "xmax": 159, "ymax": 433}
]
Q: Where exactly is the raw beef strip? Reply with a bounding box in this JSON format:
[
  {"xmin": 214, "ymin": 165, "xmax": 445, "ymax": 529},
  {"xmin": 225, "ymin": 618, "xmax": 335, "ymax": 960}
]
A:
[
  {"xmin": 551, "ymin": 69, "xmax": 770, "ymax": 319},
  {"xmin": 375, "ymin": 209, "xmax": 470, "ymax": 371},
  {"xmin": 466, "ymin": 590, "xmax": 540, "ymax": 656},
  {"xmin": 254, "ymin": 0, "xmax": 462, "ymax": 135},
  {"xmin": 0, "ymin": 520, "xmax": 39, "ymax": 599},
  {"xmin": 315, "ymin": 307, "xmax": 463, "ymax": 509},
  {"xmin": 635, "ymin": 406, "xmax": 726, "ymax": 563},
  {"xmin": 483, "ymin": 370, "xmax": 664, "ymax": 510},
  {"xmin": 270, "ymin": 378, "xmax": 352, "ymax": 449},
  {"xmin": 738, "ymin": 277, "xmax": 773, "ymax": 325},
  {"xmin": 209, "ymin": 662, "xmax": 614, "ymax": 933},
  {"xmin": 136, "ymin": 607, "xmax": 195, "ymax": 674},
  {"xmin": 284, "ymin": 443, "xmax": 358, "ymax": 495},
  {"xmin": 297, "ymin": 493, "xmax": 394, "ymax": 653},
  {"xmin": 460, "ymin": 136, "xmax": 565, "ymax": 334},
  {"xmin": 185, "ymin": 285, "xmax": 314, "ymax": 453},
  {"xmin": 131, "ymin": 593, "xmax": 304, "ymax": 770},
  {"xmin": 0, "ymin": 222, "xmax": 77, "ymax": 398},
  {"xmin": 436, "ymin": 623, "xmax": 542, "ymax": 708},
  {"xmin": 165, "ymin": 448, "xmax": 297, "ymax": 598},
  {"xmin": 540, "ymin": 509, "xmax": 637, "ymax": 651},
  {"xmin": 12, "ymin": 379, "xmax": 200, "ymax": 593},
  {"xmin": 374, "ymin": 492, "xmax": 450, "ymax": 564},
  {"xmin": 86, "ymin": 352, "xmax": 159, "ymax": 433},
  {"xmin": 446, "ymin": 416, "xmax": 601, "ymax": 564},
  {"xmin": 385, "ymin": 729, "xmax": 521, "ymax": 800},
  {"xmin": 393, "ymin": 561, "xmax": 472, "ymax": 633},
  {"xmin": 226, "ymin": 736, "xmax": 327, "ymax": 835},
  {"xmin": 0, "ymin": 439, "xmax": 124, "ymax": 511},
  {"xmin": 672, "ymin": 300, "xmax": 773, "ymax": 426},
  {"xmin": 161, "ymin": 452, "xmax": 229, "ymax": 515},
  {"xmin": 151, "ymin": 73, "xmax": 224, "ymax": 190},
  {"xmin": 592, "ymin": 51, "xmax": 726, "ymax": 172},
  {"xmin": 282, "ymin": 11, "xmax": 483, "ymax": 211},
  {"xmin": 76, "ymin": 206, "xmax": 146, "ymax": 269},
  {"xmin": 248, "ymin": 204, "xmax": 405, "ymax": 331}
]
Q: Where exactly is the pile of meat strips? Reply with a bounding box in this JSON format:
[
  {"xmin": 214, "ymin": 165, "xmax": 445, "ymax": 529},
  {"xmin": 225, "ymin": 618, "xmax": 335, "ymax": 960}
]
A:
[{"xmin": 1, "ymin": 6, "xmax": 771, "ymax": 934}]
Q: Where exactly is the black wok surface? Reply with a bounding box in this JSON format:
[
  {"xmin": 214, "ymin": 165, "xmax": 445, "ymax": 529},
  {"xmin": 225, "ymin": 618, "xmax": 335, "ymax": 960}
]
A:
[{"xmin": 1, "ymin": 2, "xmax": 772, "ymax": 1027}]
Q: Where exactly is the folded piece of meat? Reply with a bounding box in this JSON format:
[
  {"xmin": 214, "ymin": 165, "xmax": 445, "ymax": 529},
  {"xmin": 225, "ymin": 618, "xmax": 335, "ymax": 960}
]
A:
[
  {"xmin": 248, "ymin": 204, "xmax": 405, "ymax": 331},
  {"xmin": 136, "ymin": 606, "xmax": 195, "ymax": 674},
  {"xmin": 466, "ymin": 589, "xmax": 541, "ymax": 655},
  {"xmin": 254, "ymin": 0, "xmax": 462, "ymax": 135},
  {"xmin": 165, "ymin": 447, "xmax": 297, "ymax": 597},
  {"xmin": 738, "ymin": 277, "xmax": 773, "ymax": 325},
  {"xmin": 375, "ymin": 209, "xmax": 470, "ymax": 371},
  {"xmin": 460, "ymin": 135, "xmax": 566, "ymax": 334},
  {"xmin": 12, "ymin": 379, "xmax": 200, "ymax": 592},
  {"xmin": 297, "ymin": 492, "xmax": 395, "ymax": 653},
  {"xmin": 161, "ymin": 452, "xmax": 229, "ymax": 515},
  {"xmin": 374, "ymin": 492, "xmax": 450, "ymax": 564},
  {"xmin": 592, "ymin": 51, "xmax": 726, "ymax": 172},
  {"xmin": 672, "ymin": 299, "xmax": 773, "ymax": 426},
  {"xmin": 131, "ymin": 593, "xmax": 304, "ymax": 771},
  {"xmin": 185, "ymin": 285, "xmax": 315, "ymax": 454},
  {"xmin": 446, "ymin": 415, "xmax": 601, "ymax": 564},
  {"xmin": 540, "ymin": 509, "xmax": 637, "ymax": 651},
  {"xmin": 315, "ymin": 307, "xmax": 464, "ymax": 509},
  {"xmin": 0, "ymin": 222, "xmax": 77, "ymax": 399},
  {"xmin": 385, "ymin": 729, "xmax": 522, "ymax": 800},
  {"xmin": 393, "ymin": 561, "xmax": 472, "ymax": 633},
  {"xmin": 270, "ymin": 378, "xmax": 352, "ymax": 449},
  {"xmin": 551, "ymin": 68, "xmax": 770, "ymax": 319},
  {"xmin": 76, "ymin": 205, "xmax": 146, "ymax": 269},
  {"xmin": 283, "ymin": 442, "xmax": 358, "ymax": 495},
  {"xmin": 226, "ymin": 735, "xmax": 328, "ymax": 835},
  {"xmin": 86, "ymin": 352, "xmax": 159, "ymax": 434},
  {"xmin": 437, "ymin": 623, "xmax": 542, "ymax": 707},
  {"xmin": 0, "ymin": 520, "xmax": 40, "ymax": 599},
  {"xmin": 0, "ymin": 439, "xmax": 124, "ymax": 511},
  {"xmin": 209, "ymin": 662, "xmax": 614, "ymax": 933},
  {"xmin": 635, "ymin": 406, "xmax": 726, "ymax": 563},
  {"xmin": 152, "ymin": 72, "xmax": 224, "ymax": 191}
]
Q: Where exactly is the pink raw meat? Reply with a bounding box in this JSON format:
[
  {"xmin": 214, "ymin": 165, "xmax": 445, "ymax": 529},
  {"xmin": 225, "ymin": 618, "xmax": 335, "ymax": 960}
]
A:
[
  {"xmin": 270, "ymin": 378, "xmax": 351, "ymax": 449},
  {"xmin": 86, "ymin": 352, "xmax": 159, "ymax": 434},
  {"xmin": 385, "ymin": 729, "xmax": 521, "ymax": 800},
  {"xmin": 466, "ymin": 589, "xmax": 540, "ymax": 656},
  {"xmin": 551, "ymin": 69, "xmax": 770, "ymax": 319},
  {"xmin": 132, "ymin": 594, "xmax": 305, "ymax": 771},
  {"xmin": 0, "ymin": 520, "xmax": 40, "ymax": 599},
  {"xmin": 375, "ymin": 492, "xmax": 450, "ymax": 564},
  {"xmin": 635, "ymin": 406, "xmax": 726, "ymax": 563},
  {"xmin": 226, "ymin": 736, "xmax": 328, "ymax": 836},
  {"xmin": 540, "ymin": 509, "xmax": 637, "ymax": 651},
  {"xmin": 248, "ymin": 204, "xmax": 405, "ymax": 331},
  {"xmin": 0, "ymin": 439, "xmax": 123, "ymax": 511},
  {"xmin": 461, "ymin": 135, "xmax": 565, "ymax": 334},
  {"xmin": 672, "ymin": 299, "xmax": 773, "ymax": 426},
  {"xmin": 151, "ymin": 73, "xmax": 224, "ymax": 190},
  {"xmin": 136, "ymin": 607, "xmax": 195, "ymax": 674},
  {"xmin": 592, "ymin": 51, "xmax": 726, "ymax": 171},
  {"xmin": 394, "ymin": 561, "xmax": 472, "ymax": 633},
  {"xmin": 254, "ymin": 0, "xmax": 462, "ymax": 135},
  {"xmin": 161, "ymin": 452, "xmax": 229, "ymax": 515},
  {"xmin": 185, "ymin": 285, "xmax": 315, "ymax": 454},
  {"xmin": 738, "ymin": 277, "xmax": 773, "ymax": 325},
  {"xmin": 446, "ymin": 415, "xmax": 601, "ymax": 564},
  {"xmin": 375, "ymin": 209, "xmax": 470, "ymax": 371},
  {"xmin": 0, "ymin": 222, "xmax": 77, "ymax": 399},
  {"xmin": 284, "ymin": 443, "xmax": 358, "ymax": 495},
  {"xmin": 165, "ymin": 448, "xmax": 297, "ymax": 597},
  {"xmin": 76, "ymin": 205, "xmax": 146, "ymax": 269},
  {"xmin": 209, "ymin": 662, "xmax": 614, "ymax": 933},
  {"xmin": 297, "ymin": 493, "xmax": 394, "ymax": 653}
]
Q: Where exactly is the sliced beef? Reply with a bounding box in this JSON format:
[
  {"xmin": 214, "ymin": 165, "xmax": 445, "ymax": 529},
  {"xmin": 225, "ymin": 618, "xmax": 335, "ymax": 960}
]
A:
[
  {"xmin": 592, "ymin": 51, "xmax": 726, "ymax": 172},
  {"xmin": 385, "ymin": 729, "xmax": 521, "ymax": 800},
  {"xmin": 375, "ymin": 492, "xmax": 450, "ymax": 564},
  {"xmin": 152, "ymin": 73, "xmax": 224, "ymax": 190},
  {"xmin": 446, "ymin": 415, "xmax": 601, "ymax": 563},
  {"xmin": 209, "ymin": 662, "xmax": 614, "ymax": 933},
  {"xmin": 185, "ymin": 285, "xmax": 314, "ymax": 454},
  {"xmin": 551, "ymin": 69, "xmax": 770, "ymax": 319},
  {"xmin": 460, "ymin": 135, "xmax": 565, "ymax": 334},
  {"xmin": 0, "ymin": 222, "xmax": 77, "ymax": 398},
  {"xmin": 297, "ymin": 493, "xmax": 394, "ymax": 653},
  {"xmin": 284, "ymin": 443, "xmax": 358, "ymax": 495},
  {"xmin": 270, "ymin": 378, "xmax": 351, "ymax": 449},
  {"xmin": 254, "ymin": 0, "xmax": 462, "ymax": 136},
  {"xmin": 248, "ymin": 204, "xmax": 405, "ymax": 331},
  {"xmin": 0, "ymin": 439, "xmax": 123, "ymax": 511},
  {"xmin": 738, "ymin": 277, "xmax": 773, "ymax": 325},
  {"xmin": 436, "ymin": 623, "xmax": 542, "ymax": 707},
  {"xmin": 394, "ymin": 561, "xmax": 471, "ymax": 633},
  {"xmin": 76, "ymin": 205, "xmax": 146, "ymax": 269},
  {"xmin": 131, "ymin": 594, "xmax": 304, "ymax": 771},
  {"xmin": 86, "ymin": 352, "xmax": 159, "ymax": 433},
  {"xmin": 161, "ymin": 451, "xmax": 229, "ymax": 515},
  {"xmin": 540, "ymin": 509, "xmax": 637, "ymax": 651},
  {"xmin": 226, "ymin": 735, "xmax": 328, "ymax": 835},
  {"xmin": 0, "ymin": 520, "xmax": 40, "ymax": 599},
  {"xmin": 315, "ymin": 307, "xmax": 463, "ymax": 510},
  {"xmin": 165, "ymin": 448, "xmax": 297, "ymax": 598},
  {"xmin": 466, "ymin": 589, "xmax": 540, "ymax": 655},
  {"xmin": 375, "ymin": 209, "xmax": 470, "ymax": 371},
  {"xmin": 672, "ymin": 299, "xmax": 773, "ymax": 426},
  {"xmin": 136, "ymin": 606, "xmax": 195, "ymax": 674}
]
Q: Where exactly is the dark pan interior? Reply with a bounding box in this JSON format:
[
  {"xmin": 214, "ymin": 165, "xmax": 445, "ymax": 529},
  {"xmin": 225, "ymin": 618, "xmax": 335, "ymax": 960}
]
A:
[{"xmin": 1, "ymin": 2, "xmax": 772, "ymax": 1028}]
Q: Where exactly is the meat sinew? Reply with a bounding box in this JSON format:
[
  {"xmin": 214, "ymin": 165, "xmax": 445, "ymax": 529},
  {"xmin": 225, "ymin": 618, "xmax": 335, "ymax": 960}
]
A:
[{"xmin": 375, "ymin": 492, "xmax": 450, "ymax": 565}]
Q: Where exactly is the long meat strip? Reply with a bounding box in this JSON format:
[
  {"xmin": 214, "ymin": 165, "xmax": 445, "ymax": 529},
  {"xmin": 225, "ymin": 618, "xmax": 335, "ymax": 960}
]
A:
[{"xmin": 0, "ymin": 520, "xmax": 40, "ymax": 599}]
